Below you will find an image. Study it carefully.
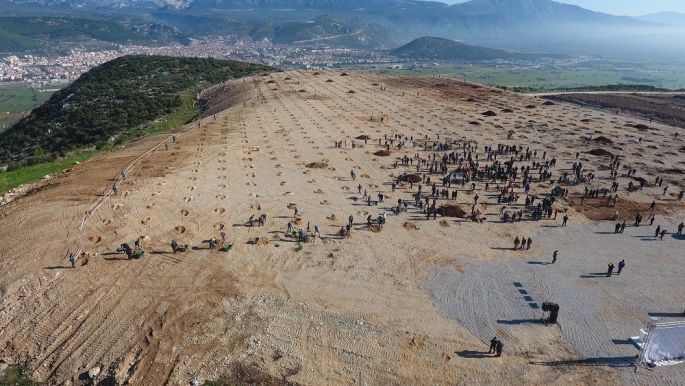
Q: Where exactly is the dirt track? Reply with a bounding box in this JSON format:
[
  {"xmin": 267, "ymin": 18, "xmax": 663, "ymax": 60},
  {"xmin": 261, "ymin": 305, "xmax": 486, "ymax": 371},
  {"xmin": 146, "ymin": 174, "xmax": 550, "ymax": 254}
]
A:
[{"xmin": 1, "ymin": 71, "xmax": 684, "ymax": 385}]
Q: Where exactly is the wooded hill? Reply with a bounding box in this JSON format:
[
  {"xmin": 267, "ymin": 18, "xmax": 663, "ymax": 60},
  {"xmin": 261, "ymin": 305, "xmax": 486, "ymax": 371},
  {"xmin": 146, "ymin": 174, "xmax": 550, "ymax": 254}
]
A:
[
  {"xmin": 389, "ymin": 37, "xmax": 561, "ymax": 61},
  {"xmin": 0, "ymin": 55, "xmax": 273, "ymax": 168}
]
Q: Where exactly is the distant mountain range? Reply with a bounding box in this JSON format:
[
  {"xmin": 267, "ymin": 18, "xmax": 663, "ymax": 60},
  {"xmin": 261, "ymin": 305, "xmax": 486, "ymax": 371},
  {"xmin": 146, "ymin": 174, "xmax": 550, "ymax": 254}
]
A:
[
  {"xmin": 636, "ymin": 12, "xmax": 685, "ymax": 26},
  {"xmin": 0, "ymin": 0, "xmax": 684, "ymax": 55}
]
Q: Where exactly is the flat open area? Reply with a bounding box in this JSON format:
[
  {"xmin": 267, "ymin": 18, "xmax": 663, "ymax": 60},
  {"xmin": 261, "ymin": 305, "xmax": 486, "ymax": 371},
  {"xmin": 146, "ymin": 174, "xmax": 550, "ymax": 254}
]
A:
[{"xmin": 1, "ymin": 71, "xmax": 684, "ymax": 385}]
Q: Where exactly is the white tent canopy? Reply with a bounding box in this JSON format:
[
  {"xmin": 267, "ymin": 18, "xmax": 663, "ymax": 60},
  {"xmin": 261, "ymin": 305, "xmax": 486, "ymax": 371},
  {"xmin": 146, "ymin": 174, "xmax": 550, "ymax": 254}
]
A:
[{"xmin": 637, "ymin": 321, "xmax": 685, "ymax": 368}]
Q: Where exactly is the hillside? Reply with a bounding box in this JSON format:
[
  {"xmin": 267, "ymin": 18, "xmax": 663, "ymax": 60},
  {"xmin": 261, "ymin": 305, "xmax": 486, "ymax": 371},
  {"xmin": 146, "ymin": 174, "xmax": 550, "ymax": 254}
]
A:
[
  {"xmin": 271, "ymin": 15, "xmax": 400, "ymax": 49},
  {"xmin": 0, "ymin": 16, "xmax": 151, "ymax": 52},
  {"xmin": 0, "ymin": 55, "xmax": 273, "ymax": 168},
  {"xmin": 0, "ymin": 70, "xmax": 683, "ymax": 385},
  {"xmin": 2, "ymin": 0, "xmax": 681, "ymax": 55},
  {"xmin": 389, "ymin": 36, "xmax": 543, "ymax": 61}
]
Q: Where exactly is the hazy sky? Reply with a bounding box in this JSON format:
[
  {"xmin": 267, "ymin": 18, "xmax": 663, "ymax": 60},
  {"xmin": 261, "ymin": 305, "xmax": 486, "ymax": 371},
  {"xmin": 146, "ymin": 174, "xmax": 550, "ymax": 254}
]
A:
[{"xmin": 441, "ymin": 0, "xmax": 685, "ymax": 16}]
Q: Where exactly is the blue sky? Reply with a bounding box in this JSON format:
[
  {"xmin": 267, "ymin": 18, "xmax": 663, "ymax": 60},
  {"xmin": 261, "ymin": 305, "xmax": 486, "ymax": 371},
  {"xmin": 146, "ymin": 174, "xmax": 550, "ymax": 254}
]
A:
[{"xmin": 441, "ymin": 0, "xmax": 685, "ymax": 16}]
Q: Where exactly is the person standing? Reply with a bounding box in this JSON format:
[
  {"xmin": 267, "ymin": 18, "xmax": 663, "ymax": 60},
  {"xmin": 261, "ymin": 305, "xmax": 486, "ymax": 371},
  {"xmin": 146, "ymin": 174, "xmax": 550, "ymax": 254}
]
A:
[
  {"xmin": 69, "ymin": 253, "xmax": 75, "ymax": 268},
  {"xmin": 607, "ymin": 263, "xmax": 615, "ymax": 277},
  {"xmin": 562, "ymin": 214, "xmax": 569, "ymax": 227},
  {"xmin": 552, "ymin": 250, "xmax": 558, "ymax": 264},
  {"xmin": 650, "ymin": 215, "xmax": 656, "ymax": 226},
  {"xmin": 659, "ymin": 229, "xmax": 667, "ymax": 240},
  {"xmin": 677, "ymin": 222, "xmax": 684, "ymax": 235},
  {"xmin": 527, "ymin": 237, "xmax": 532, "ymax": 250},
  {"xmin": 655, "ymin": 225, "xmax": 661, "ymax": 238},
  {"xmin": 496, "ymin": 340, "xmax": 504, "ymax": 357},
  {"xmin": 489, "ymin": 337, "xmax": 498, "ymax": 354},
  {"xmin": 514, "ymin": 236, "xmax": 520, "ymax": 250},
  {"xmin": 617, "ymin": 260, "xmax": 626, "ymax": 275},
  {"xmin": 348, "ymin": 215, "xmax": 354, "ymax": 227}
]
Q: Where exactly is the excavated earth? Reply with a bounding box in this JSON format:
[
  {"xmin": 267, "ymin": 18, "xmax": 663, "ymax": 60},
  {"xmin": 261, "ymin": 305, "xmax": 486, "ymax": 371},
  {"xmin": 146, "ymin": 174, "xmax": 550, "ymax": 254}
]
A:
[{"xmin": 1, "ymin": 71, "xmax": 684, "ymax": 385}]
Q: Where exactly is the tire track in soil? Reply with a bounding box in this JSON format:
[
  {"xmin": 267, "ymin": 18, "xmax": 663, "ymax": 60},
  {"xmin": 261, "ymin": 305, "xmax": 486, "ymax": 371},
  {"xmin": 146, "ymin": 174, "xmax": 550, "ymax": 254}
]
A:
[
  {"xmin": 34, "ymin": 256, "xmax": 157, "ymax": 379},
  {"xmin": 126, "ymin": 262, "xmax": 244, "ymax": 385}
]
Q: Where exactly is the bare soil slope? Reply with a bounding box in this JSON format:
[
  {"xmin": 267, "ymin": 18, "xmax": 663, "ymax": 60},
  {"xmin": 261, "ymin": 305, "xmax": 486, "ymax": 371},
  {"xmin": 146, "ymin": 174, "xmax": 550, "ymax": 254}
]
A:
[{"xmin": 1, "ymin": 72, "xmax": 684, "ymax": 385}]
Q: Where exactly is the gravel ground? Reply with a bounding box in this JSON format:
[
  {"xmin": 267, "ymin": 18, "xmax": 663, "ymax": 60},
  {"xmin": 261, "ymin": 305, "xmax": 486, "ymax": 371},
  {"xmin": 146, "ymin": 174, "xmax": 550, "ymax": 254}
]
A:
[{"xmin": 428, "ymin": 216, "xmax": 685, "ymax": 386}]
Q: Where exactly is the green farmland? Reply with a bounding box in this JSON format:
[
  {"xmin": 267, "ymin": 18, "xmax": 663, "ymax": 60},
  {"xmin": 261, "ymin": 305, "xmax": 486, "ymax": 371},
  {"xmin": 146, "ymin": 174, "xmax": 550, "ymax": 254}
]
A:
[
  {"xmin": 372, "ymin": 62, "xmax": 685, "ymax": 91},
  {"xmin": 0, "ymin": 86, "xmax": 58, "ymax": 132}
]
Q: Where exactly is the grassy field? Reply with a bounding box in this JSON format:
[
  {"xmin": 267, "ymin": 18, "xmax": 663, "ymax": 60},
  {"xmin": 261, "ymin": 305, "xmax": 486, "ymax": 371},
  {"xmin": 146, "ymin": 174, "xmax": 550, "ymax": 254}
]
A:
[
  {"xmin": 0, "ymin": 149, "xmax": 98, "ymax": 193},
  {"xmin": 370, "ymin": 62, "xmax": 685, "ymax": 91},
  {"xmin": 0, "ymin": 86, "xmax": 58, "ymax": 131}
]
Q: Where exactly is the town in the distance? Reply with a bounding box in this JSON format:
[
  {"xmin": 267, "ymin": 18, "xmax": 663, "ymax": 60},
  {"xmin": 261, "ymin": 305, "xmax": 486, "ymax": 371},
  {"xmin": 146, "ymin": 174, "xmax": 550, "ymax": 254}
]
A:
[{"xmin": 0, "ymin": 37, "xmax": 581, "ymax": 86}]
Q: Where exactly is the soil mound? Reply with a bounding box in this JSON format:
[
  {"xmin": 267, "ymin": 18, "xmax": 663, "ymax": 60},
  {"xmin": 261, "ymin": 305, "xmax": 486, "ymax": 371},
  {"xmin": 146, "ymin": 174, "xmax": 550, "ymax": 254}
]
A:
[
  {"xmin": 525, "ymin": 105, "xmax": 536, "ymax": 109},
  {"xmin": 502, "ymin": 108, "xmax": 514, "ymax": 113},
  {"xmin": 593, "ymin": 136, "xmax": 614, "ymax": 144},
  {"xmin": 313, "ymin": 72, "xmax": 321, "ymax": 75},
  {"xmin": 588, "ymin": 149, "xmax": 612, "ymax": 157},
  {"xmin": 634, "ymin": 124, "xmax": 651, "ymax": 131},
  {"xmin": 266, "ymin": 80, "xmax": 276, "ymax": 84},
  {"xmin": 404, "ymin": 174, "xmax": 422, "ymax": 183},
  {"xmin": 298, "ymin": 89, "xmax": 307, "ymax": 93},
  {"xmin": 439, "ymin": 220, "xmax": 450, "ymax": 227},
  {"xmin": 374, "ymin": 150, "xmax": 391, "ymax": 156},
  {"xmin": 370, "ymin": 224, "xmax": 382, "ymax": 232},
  {"xmin": 403, "ymin": 221, "xmax": 418, "ymax": 230},
  {"xmin": 347, "ymin": 90, "xmax": 356, "ymax": 94},
  {"xmin": 437, "ymin": 205, "xmax": 466, "ymax": 217},
  {"xmin": 466, "ymin": 98, "xmax": 476, "ymax": 102},
  {"xmin": 340, "ymin": 72, "xmax": 349, "ymax": 76},
  {"xmin": 543, "ymin": 101, "xmax": 555, "ymax": 106},
  {"xmin": 284, "ymin": 77, "xmax": 292, "ymax": 80},
  {"xmin": 325, "ymin": 79, "xmax": 334, "ymax": 82},
  {"xmin": 371, "ymin": 83, "xmax": 379, "ymax": 86},
  {"xmin": 355, "ymin": 135, "xmax": 371, "ymax": 140},
  {"xmin": 305, "ymin": 162, "xmax": 328, "ymax": 169},
  {"xmin": 469, "ymin": 121, "xmax": 481, "ymax": 126},
  {"xmin": 481, "ymin": 110, "xmax": 497, "ymax": 116},
  {"xmin": 632, "ymin": 176, "xmax": 649, "ymax": 185}
]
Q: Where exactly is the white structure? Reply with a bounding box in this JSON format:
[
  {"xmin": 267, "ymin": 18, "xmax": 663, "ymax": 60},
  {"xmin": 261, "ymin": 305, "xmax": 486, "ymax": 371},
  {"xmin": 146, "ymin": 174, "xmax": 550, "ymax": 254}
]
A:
[{"xmin": 635, "ymin": 321, "xmax": 685, "ymax": 369}]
